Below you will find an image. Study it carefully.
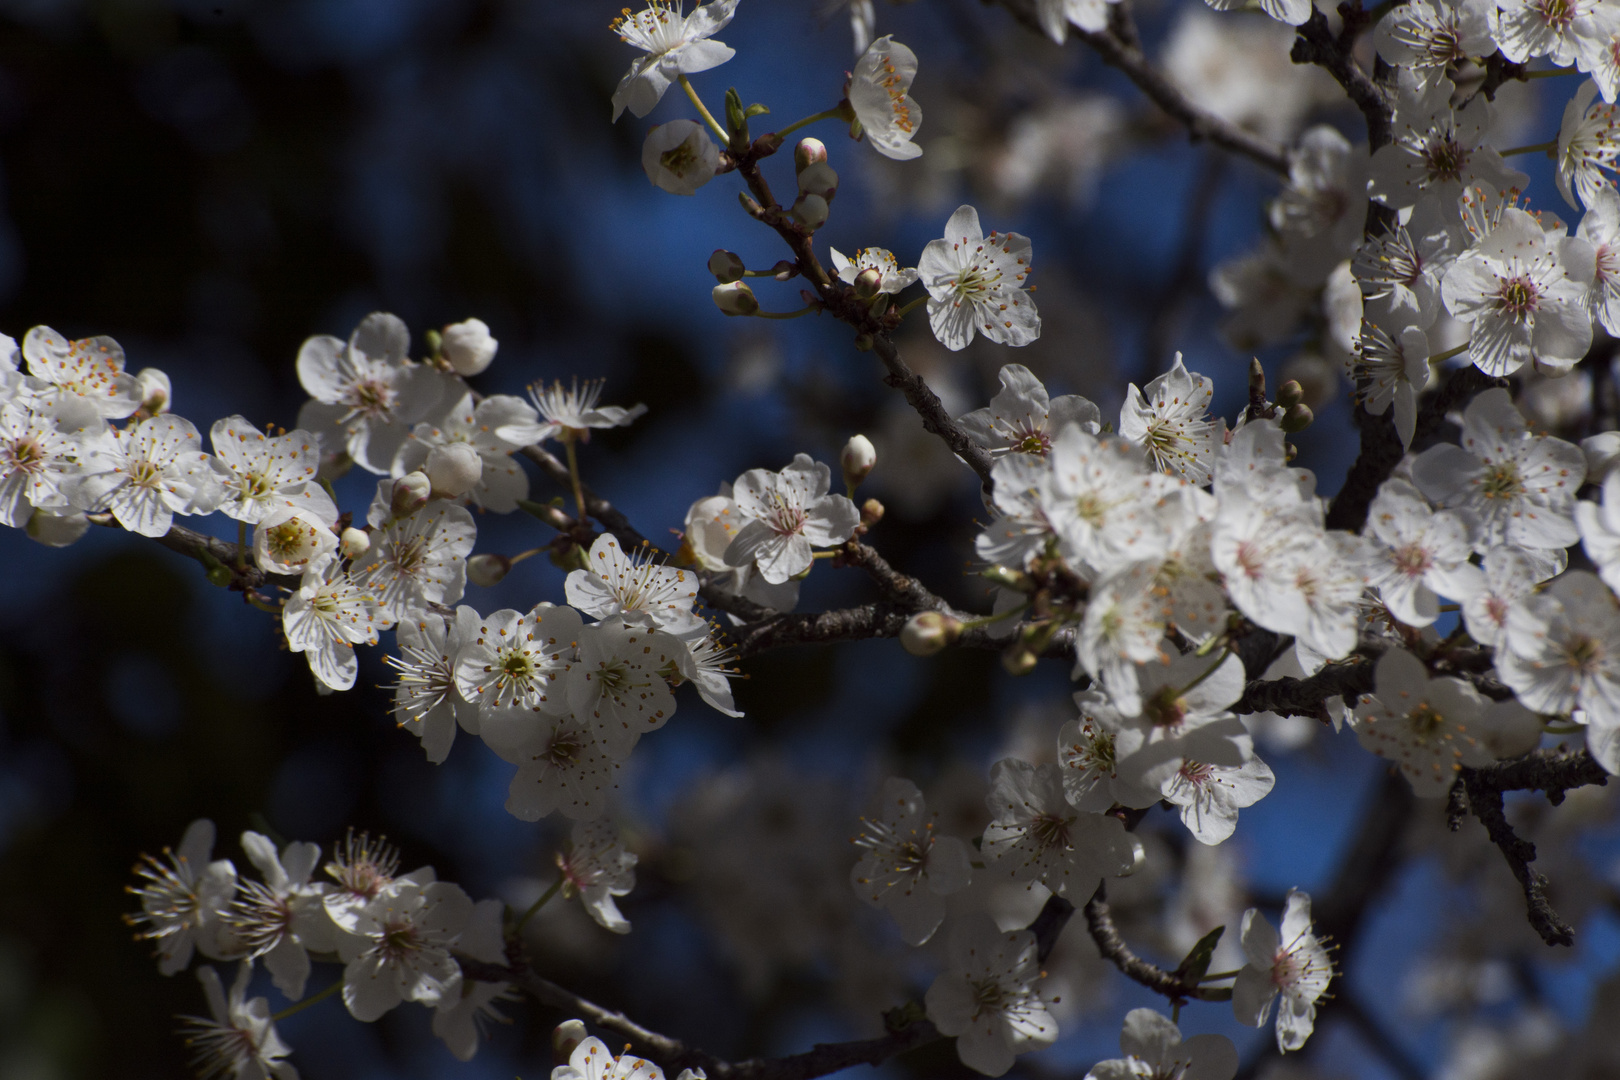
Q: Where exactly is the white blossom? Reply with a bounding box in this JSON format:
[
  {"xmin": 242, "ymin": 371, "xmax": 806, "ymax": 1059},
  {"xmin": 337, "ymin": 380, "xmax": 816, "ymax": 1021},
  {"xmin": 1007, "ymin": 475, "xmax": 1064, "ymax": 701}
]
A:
[
  {"xmin": 722, "ymin": 454, "xmax": 860, "ymax": 585},
  {"xmin": 209, "ymin": 416, "xmax": 336, "ymax": 526},
  {"xmin": 1363, "ymin": 478, "xmax": 1477, "ymax": 626},
  {"xmin": 849, "ymin": 777, "xmax": 973, "ymax": 946},
  {"xmin": 454, "ymin": 604, "xmax": 581, "ymax": 715},
  {"xmin": 1352, "ymin": 204, "xmax": 1454, "ymax": 329},
  {"xmin": 981, "ymin": 758, "xmax": 1137, "ymax": 898},
  {"xmin": 959, "ymin": 363, "xmax": 1101, "ymax": 460},
  {"xmin": 919, "ymin": 205, "xmax": 1040, "ymax": 351},
  {"xmin": 569, "ymin": 533, "xmax": 706, "ymax": 636},
  {"xmin": 1118, "ymin": 352, "xmax": 1224, "ymax": 485},
  {"xmin": 180, "ymin": 963, "xmax": 299, "ymax": 1080},
  {"xmin": 829, "ymin": 246, "xmax": 918, "ymax": 294},
  {"xmin": 849, "ymin": 36, "xmax": 922, "ymax": 160},
  {"xmin": 1439, "ymin": 207, "xmax": 1595, "ymax": 376},
  {"xmin": 1449, "ymin": 543, "xmax": 1549, "ymax": 648},
  {"xmin": 556, "ymin": 820, "xmax": 638, "ymax": 934},
  {"xmin": 1084, "ymin": 1008, "xmax": 1238, "ymax": 1080},
  {"xmin": 387, "ymin": 607, "xmax": 482, "ymax": 763},
  {"xmin": 296, "ymin": 312, "xmax": 452, "ymax": 476},
  {"xmin": 68, "ymin": 413, "xmax": 223, "ymax": 536},
  {"xmin": 925, "ymin": 916, "xmax": 1059, "ymax": 1076},
  {"xmin": 21, "ymin": 325, "xmax": 141, "ymax": 419},
  {"xmin": 498, "ymin": 378, "xmax": 647, "ymax": 447},
  {"xmin": 1232, "ymin": 890, "xmax": 1333, "ymax": 1052},
  {"xmin": 642, "ymin": 119, "xmax": 720, "ymax": 195},
  {"xmin": 332, "ymin": 874, "xmax": 474, "ymax": 1021},
  {"xmin": 1556, "ymin": 79, "xmax": 1620, "ymax": 210},
  {"xmin": 126, "ymin": 818, "xmax": 238, "ymax": 976},
  {"xmin": 1160, "ymin": 754, "xmax": 1275, "ymax": 846},
  {"xmin": 483, "ymin": 707, "xmax": 620, "ymax": 820},
  {"xmin": 566, "ymin": 617, "xmax": 682, "ymax": 759},
  {"xmin": 1351, "ymin": 647, "xmax": 1494, "ymax": 796},
  {"xmin": 1373, "ymin": 0, "xmax": 1496, "ymax": 91},
  {"xmin": 253, "ymin": 507, "xmax": 339, "ymax": 578},
  {"xmin": 1411, "ymin": 387, "xmax": 1586, "ymax": 550},
  {"xmin": 226, "ymin": 832, "xmax": 332, "ymax": 1001},
  {"xmin": 1577, "ymin": 183, "xmax": 1620, "ymax": 335},
  {"xmin": 282, "ymin": 558, "xmax": 381, "ymax": 692},
  {"xmin": 681, "ymin": 489, "xmax": 800, "ymax": 612},
  {"xmin": 609, "ymin": 0, "xmax": 738, "ymax": 122},
  {"xmin": 0, "ymin": 398, "xmax": 94, "ymax": 528},
  {"xmin": 356, "ymin": 483, "xmax": 478, "ymax": 622},
  {"xmin": 1350, "ymin": 320, "xmax": 1431, "ymax": 449},
  {"xmin": 1493, "ymin": 0, "xmax": 1620, "ymax": 67},
  {"xmin": 394, "ymin": 392, "xmax": 535, "ymax": 513},
  {"xmin": 1369, "ymin": 74, "xmax": 1528, "ymax": 216}
]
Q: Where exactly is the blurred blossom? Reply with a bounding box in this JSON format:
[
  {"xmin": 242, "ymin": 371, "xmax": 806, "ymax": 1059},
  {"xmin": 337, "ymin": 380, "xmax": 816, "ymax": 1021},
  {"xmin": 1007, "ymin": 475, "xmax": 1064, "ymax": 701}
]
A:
[{"xmin": 1162, "ymin": 8, "xmax": 1341, "ymax": 143}]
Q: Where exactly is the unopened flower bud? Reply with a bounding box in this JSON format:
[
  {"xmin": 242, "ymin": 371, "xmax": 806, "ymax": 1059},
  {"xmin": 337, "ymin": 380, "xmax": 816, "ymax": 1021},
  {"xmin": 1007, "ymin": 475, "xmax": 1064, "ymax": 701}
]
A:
[
  {"xmin": 1279, "ymin": 353, "xmax": 1339, "ymax": 410},
  {"xmin": 796, "ymin": 161, "xmax": 838, "ymax": 201},
  {"xmin": 792, "ymin": 193, "xmax": 828, "ymax": 230},
  {"xmin": 852, "ymin": 267, "xmax": 882, "ymax": 300},
  {"xmin": 1247, "ymin": 358, "xmax": 1267, "ymax": 398},
  {"xmin": 1275, "ymin": 379, "xmax": 1305, "ymax": 409},
  {"xmin": 134, "ymin": 367, "xmax": 171, "ymax": 417},
  {"xmin": 981, "ymin": 564, "xmax": 1031, "ymax": 591},
  {"xmin": 708, "ymin": 249, "xmax": 746, "ymax": 284},
  {"xmin": 340, "ymin": 527, "xmax": 370, "ymax": 559},
  {"xmin": 425, "ymin": 442, "xmax": 484, "ymax": 498},
  {"xmin": 841, "ymin": 433, "xmax": 876, "ymax": 490},
  {"xmin": 712, "ymin": 280, "xmax": 759, "ymax": 317},
  {"xmin": 467, "ymin": 553, "xmax": 512, "ymax": 587},
  {"xmin": 861, "ymin": 497, "xmax": 885, "ymax": 527},
  {"xmin": 390, "ymin": 471, "xmax": 432, "ymax": 517},
  {"xmin": 900, "ymin": 611, "xmax": 961, "ymax": 656},
  {"xmin": 1001, "ymin": 644, "xmax": 1038, "ymax": 676},
  {"xmin": 794, "ymin": 137, "xmax": 827, "ymax": 173},
  {"xmin": 552, "ymin": 1020, "xmax": 588, "ymax": 1064},
  {"xmin": 26, "ymin": 508, "xmax": 89, "ymax": 548},
  {"xmin": 441, "ymin": 318, "xmax": 498, "ymax": 376},
  {"xmin": 853, "ymin": 333, "xmax": 874, "ymax": 352},
  {"xmin": 1279, "ymin": 402, "xmax": 1314, "ymax": 433}
]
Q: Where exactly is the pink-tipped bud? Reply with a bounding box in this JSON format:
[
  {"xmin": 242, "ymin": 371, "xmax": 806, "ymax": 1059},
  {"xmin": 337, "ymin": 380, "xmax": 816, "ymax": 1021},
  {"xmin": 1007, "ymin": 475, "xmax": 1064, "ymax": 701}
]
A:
[
  {"xmin": 900, "ymin": 611, "xmax": 961, "ymax": 656},
  {"xmin": 841, "ymin": 433, "xmax": 876, "ymax": 490},
  {"xmin": 861, "ymin": 497, "xmax": 885, "ymax": 527},
  {"xmin": 340, "ymin": 527, "xmax": 370, "ymax": 559},
  {"xmin": 425, "ymin": 442, "xmax": 483, "ymax": 498},
  {"xmin": 441, "ymin": 318, "xmax": 498, "ymax": 376},
  {"xmin": 712, "ymin": 280, "xmax": 760, "ymax": 317},
  {"xmin": 794, "ymin": 137, "xmax": 827, "ymax": 173},
  {"xmin": 552, "ymin": 1020, "xmax": 588, "ymax": 1064},
  {"xmin": 852, "ymin": 267, "xmax": 882, "ymax": 299},
  {"xmin": 467, "ymin": 553, "xmax": 512, "ymax": 587},
  {"xmin": 708, "ymin": 249, "xmax": 746, "ymax": 283},
  {"xmin": 791, "ymin": 193, "xmax": 828, "ymax": 230},
  {"xmin": 390, "ymin": 471, "xmax": 432, "ymax": 517},
  {"xmin": 796, "ymin": 161, "xmax": 838, "ymax": 202},
  {"xmin": 133, "ymin": 367, "xmax": 171, "ymax": 417}
]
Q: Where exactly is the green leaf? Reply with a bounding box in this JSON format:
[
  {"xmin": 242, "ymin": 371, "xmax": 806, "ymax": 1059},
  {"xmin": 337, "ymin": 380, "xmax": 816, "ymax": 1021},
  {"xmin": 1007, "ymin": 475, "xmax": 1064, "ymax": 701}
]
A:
[
  {"xmin": 743, "ymin": 103, "xmax": 770, "ymax": 118},
  {"xmin": 1174, "ymin": 924, "xmax": 1225, "ymax": 983}
]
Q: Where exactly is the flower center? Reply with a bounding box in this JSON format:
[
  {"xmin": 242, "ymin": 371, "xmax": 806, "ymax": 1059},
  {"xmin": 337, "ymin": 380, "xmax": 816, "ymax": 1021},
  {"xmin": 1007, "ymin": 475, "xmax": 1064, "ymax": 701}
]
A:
[
  {"xmin": 1029, "ymin": 812, "xmax": 1072, "ymax": 851},
  {"xmin": 1422, "ymin": 134, "xmax": 1469, "ymax": 183},
  {"xmin": 1405, "ymin": 702, "xmax": 1445, "ymax": 743},
  {"xmin": 1494, "ymin": 275, "xmax": 1539, "ymax": 319},
  {"xmin": 1480, "ymin": 462, "xmax": 1525, "ymax": 500}
]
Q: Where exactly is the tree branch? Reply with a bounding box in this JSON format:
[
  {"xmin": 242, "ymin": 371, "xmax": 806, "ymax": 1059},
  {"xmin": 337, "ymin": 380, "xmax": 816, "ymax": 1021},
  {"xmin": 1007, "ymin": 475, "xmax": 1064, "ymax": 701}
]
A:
[
  {"xmin": 988, "ymin": 0, "xmax": 1290, "ymax": 175},
  {"xmin": 1289, "ymin": 7, "xmax": 1393, "ymax": 150},
  {"xmin": 1447, "ymin": 749, "xmax": 1611, "ymax": 947},
  {"xmin": 1083, "ymin": 881, "xmax": 1229, "ymax": 1002}
]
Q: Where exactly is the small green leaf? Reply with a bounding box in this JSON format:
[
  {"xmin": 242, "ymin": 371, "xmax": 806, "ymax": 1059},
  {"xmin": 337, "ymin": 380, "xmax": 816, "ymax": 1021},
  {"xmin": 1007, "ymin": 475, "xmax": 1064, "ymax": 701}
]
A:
[
  {"xmin": 1174, "ymin": 924, "xmax": 1226, "ymax": 983},
  {"xmin": 743, "ymin": 103, "xmax": 770, "ymax": 118}
]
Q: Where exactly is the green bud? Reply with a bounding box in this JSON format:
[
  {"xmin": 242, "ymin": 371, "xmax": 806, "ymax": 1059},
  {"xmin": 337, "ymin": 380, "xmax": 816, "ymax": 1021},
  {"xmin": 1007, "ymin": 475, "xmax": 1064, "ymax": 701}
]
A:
[
  {"xmin": 1276, "ymin": 379, "xmax": 1305, "ymax": 409},
  {"xmin": 423, "ymin": 327, "xmax": 443, "ymax": 361},
  {"xmin": 901, "ymin": 611, "xmax": 961, "ymax": 656},
  {"xmin": 205, "ymin": 564, "xmax": 233, "ymax": 588},
  {"xmin": 1279, "ymin": 402, "xmax": 1314, "ymax": 433}
]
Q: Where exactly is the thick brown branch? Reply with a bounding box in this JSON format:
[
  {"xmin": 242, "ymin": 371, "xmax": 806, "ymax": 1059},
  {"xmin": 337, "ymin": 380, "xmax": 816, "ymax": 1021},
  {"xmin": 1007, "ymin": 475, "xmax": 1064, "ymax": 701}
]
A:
[
  {"xmin": 1233, "ymin": 658, "xmax": 1375, "ymax": 718},
  {"xmin": 989, "ymin": 0, "xmax": 1290, "ymax": 175},
  {"xmin": 870, "ymin": 336, "xmax": 996, "ymax": 488},
  {"xmin": 1448, "ymin": 749, "xmax": 1611, "ymax": 947},
  {"xmin": 1290, "ymin": 8, "xmax": 1393, "ymax": 150}
]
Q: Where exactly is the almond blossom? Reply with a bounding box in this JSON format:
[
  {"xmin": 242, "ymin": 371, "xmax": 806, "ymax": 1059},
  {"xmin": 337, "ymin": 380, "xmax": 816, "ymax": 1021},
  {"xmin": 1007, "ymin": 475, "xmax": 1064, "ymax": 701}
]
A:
[
  {"xmin": 919, "ymin": 204, "xmax": 1040, "ymax": 350},
  {"xmin": 958, "ymin": 363, "xmax": 1101, "ymax": 459},
  {"xmin": 1084, "ymin": 1009, "xmax": 1238, "ymax": 1080},
  {"xmin": 209, "ymin": 416, "xmax": 336, "ymax": 526},
  {"xmin": 69, "ymin": 413, "xmax": 223, "ymax": 537},
  {"xmin": 609, "ymin": 0, "xmax": 739, "ymax": 122},
  {"xmin": 1439, "ymin": 207, "xmax": 1595, "ymax": 376},
  {"xmin": 393, "ymin": 392, "xmax": 535, "ymax": 513},
  {"xmin": 569, "ymin": 533, "xmax": 706, "ymax": 636},
  {"xmin": 331, "ymin": 873, "xmax": 474, "ymax": 1021},
  {"xmin": 1351, "ymin": 648, "xmax": 1495, "ymax": 796},
  {"xmin": 179, "ymin": 963, "xmax": 299, "ymax": 1080},
  {"xmin": 296, "ymin": 312, "xmax": 452, "ymax": 476},
  {"xmin": 1350, "ymin": 320, "xmax": 1431, "ymax": 449},
  {"xmin": 1373, "ymin": 0, "xmax": 1495, "ymax": 91},
  {"xmin": 1118, "ymin": 352, "xmax": 1224, "ymax": 484},
  {"xmin": 387, "ymin": 607, "xmax": 482, "ymax": 763},
  {"xmin": 1369, "ymin": 75, "xmax": 1528, "ymax": 216},
  {"xmin": 1577, "ymin": 184, "xmax": 1620, "ymax": 334},
  {"xmin": 925, "ymin": 916, "xmax": 1059, "ymax": 1076},
  {"xmin": 1556, "ymin": 79, "xmax": 1620, "ymax": 210},
  {"xmin": 482, "ymin": 707, "xmax": 620, "ymax": 820},
  {"xmin": 21, "ymin": 324, "xmax": 141, "ymax": 418},
  {"xmin": 125, "ymin": 819, "xmax": 239, "ymax": 976},
  {"xmin": 1232, "ymin": 889, "xmax": 1333, "ymax": 1052},
  {"xmin": 566, "ymin": 617, "xmax": 682, "ymax": 759},
  {"xmin": 554, "ymin": 820, "xmax": 639, "ymax": 933},
  {"xmin": 225, "ymin": 831, "xmax": 332, "ymax": 1001},
  {"xmin": 849, "ymin": 776, "xmax": 973, "ymax": 946},
  {"xmin": 453, "ymin": 604, "xmax": 581, "ymax": 715},
  {"xmin": 829, "ymin": 245, "xmax": 918, "ymax": 294},
  {"xmin": 1411, "ymin": 388, "xmax": 1586, "ymax": 550},
  {"xmin": 282, "ymin": 558, "xmax": 381, "ymax": 692},
  {"xmin": 849, "ymin": 35, "xmax": 922, "ymax": 161},
  {"xmin": 1363, "ymin": 478, "xmax": 1477, "ymax": 626},
  {"xmin": 497, "ymin": 378, "xmax": 647, "ymax": 447},
  {"xmin": 0, "ymin": 398, "xmax": 93, "ymax": 528},
  {"xmin": 981, "ymin": 758, "xmax": 1138, "ymax": 898},
  {"xmin": 722, "ymin": 453, "xmax": 860, "ymax": 585}
]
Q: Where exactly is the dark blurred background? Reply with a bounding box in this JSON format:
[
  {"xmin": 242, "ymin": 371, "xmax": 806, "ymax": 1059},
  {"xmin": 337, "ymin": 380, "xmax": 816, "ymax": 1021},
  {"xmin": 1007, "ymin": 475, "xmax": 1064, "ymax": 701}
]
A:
[{"xmin": 0, "ymin": 2, "xmax": 1615, "ymax": 1079}]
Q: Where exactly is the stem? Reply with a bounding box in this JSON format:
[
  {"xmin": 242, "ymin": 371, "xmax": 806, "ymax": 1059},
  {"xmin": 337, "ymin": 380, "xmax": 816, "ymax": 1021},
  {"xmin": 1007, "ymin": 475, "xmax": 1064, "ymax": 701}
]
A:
[
  {"xmin": 895, "ymin": 295, "xmax": 928, "ymax": 319},
  {"xmin": 678, "ymin": 75, "xmax": 729, "ymax": 142},
  {"xmin": 773, "ymin": 107, "xmax": 846, "ymax": 140},
  {"xmin": 508, "ymin": 546, "xmax": 545, "ymax": 566},
  {"xmin": 1179, "ymin": 647, "xmax": 1233, "ymax": 697},
  {"xmin": 1429, "ymin": 340, "xmax": 1470, "ymax": 365},
  {"xmin": 1500, "ymin": 140, "xmax": 1556, "ymax": 157},
  {"xmin": 755, "ymin": 305, "xmax": 817, "ymax": 320},
  {"xmin": 811, "ymin": 549, "xmax": 840, "ymax": 559},
  {"xmin": 1200, "ymin": 968, "xmax": 1243, "ymax": 982},
  {"xmin": 959, "ymin": 602, "xmax": 1030, "ymax": 631},
  {"xmin": 271, "ymin": 978, "xmax": 342, "ymax": 1022},
  {"xmin": 514, "ymin": 877, "xmax": 565, "ymax": 935},
  {"xmin": 564, "ymin": 437, "xmax": 588, "ymax": 524},
  {"xmin": 245, "ymin": 592, "xmax": 283, "ymax": 615},
  {"xmin": 1544, "ymin": 721, "xmax": 1584, "ymax": 735}
]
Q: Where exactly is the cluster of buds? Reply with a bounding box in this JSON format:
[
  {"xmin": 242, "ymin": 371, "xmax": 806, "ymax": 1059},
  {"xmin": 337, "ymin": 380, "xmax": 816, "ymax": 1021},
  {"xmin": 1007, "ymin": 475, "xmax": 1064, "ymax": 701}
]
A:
[{"xmin": 792, "ymin": 137, "xmax": 838, "ymax": 231}]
